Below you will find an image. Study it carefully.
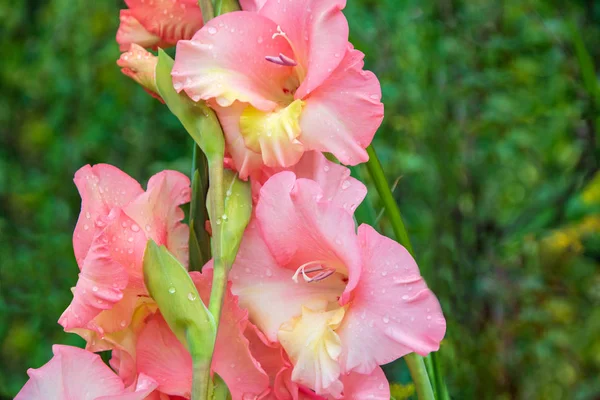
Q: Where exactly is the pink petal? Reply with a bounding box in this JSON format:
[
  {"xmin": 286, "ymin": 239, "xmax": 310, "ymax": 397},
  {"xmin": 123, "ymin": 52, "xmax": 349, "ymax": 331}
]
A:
[
  {"xmin": 255, "ymin": 151, "xmax": 366, "ymax": 213},
  {"xmin": 299, "ymin": 45, "xmax": 384, "ymax": 166},
  {"xmin": 16, "ymin": 345, "xmax": 127, "ymax": 400},
  {"xmin": 192, "ymin": 271, "xmax": 270, "ymax": 399},
  {"xmin": 117, "ymin": 44, "xmax": 163, "ymax": 102},
  {"xmin": 215, "ymin": 102, "xmax": 264, "ymax": 180},
  {"xmin": 230, "ymin": 220, "xmax": 345, "ymax": 341},
  {"xmin": 119, "ymin": 0, "xmax": 203, "ymax": 50},
  {"xmin": 337, "ymin": 225, "xmax": 446, "ymax": 374},
  {"xmin": 239, "ymin": 0, "xmax": 267, "ymax": 12},
  {"xmin": 259, "ymin": 0, "xmax": 349, "ymax": 99},
  {"xmin": 172, "ymin": 12, "xmax": 295, "ymax": 111},
  {"xmin": 73, "ymin": 164, "xmax": 144, "ymax": 268},
  {"xmin": 123, "ymin": 170, "xmax": 191, "ymax": 268},
  {"xmin": 256, "ymin": 172, "xmax": 361, "ymax": 298},
  {"xmin": 136, "ymin": 314, "xmax": 193, "ymax": 397},
  {"xmin": 116, "ymin": 10, "xmax": 162, "ymax": 52},
  {"xmin": 97, "ymin": 374, "xmax": 158, "ymax": 400},
  {"xmin": 338, "ymin": 367, "xmax": 389, "ymax": 399}
]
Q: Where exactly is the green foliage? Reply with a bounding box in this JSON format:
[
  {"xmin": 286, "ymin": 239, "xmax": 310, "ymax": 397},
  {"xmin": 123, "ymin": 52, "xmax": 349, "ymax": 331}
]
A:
[{"xmin": 1, "ymin": 0, "xmax": 599, "ymax": 399}]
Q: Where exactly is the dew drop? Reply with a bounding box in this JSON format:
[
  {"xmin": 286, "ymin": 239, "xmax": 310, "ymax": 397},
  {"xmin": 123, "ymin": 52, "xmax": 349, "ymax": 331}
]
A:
[
  {"xmin": 128, "ymin": 237, "xmax": 134, "ymax": 243},
  {"xmin": 221, "ymin": 214, "xmax": 228, "ymax": 221},
  {"xmin": 168, "ymin": 287, "xmax": 176, "ymax": 294},
  {"xmin": 369, "ymin": 94, "xmax": 379, "ymax": 100},
  {"xmin": 188, "ymin": 292, "xmax": 197, "ymax": 301},
  {"xmin": 92, "ymin": 286, "xmax": 98, "ymax": 292},
  {"xmin": 145, "ymin": 224, "xmax": 152, "ymax": 232},
  {"xmin": 86, "ymin": 212, "xmax": 91, "ymax": 219},
  {"xmin": 381, "ymin": 271, "xmax": 387, "ymax": 277},
  {"xmin": 402, "ymin": 295, "xmax": 410, "ymax": 300},
  {"xmin": 83, "ymin": 224, "xmax": 89, "ymax": 231},
  {"xmin": 265, "ymin": 269, "xmax": 272, "ymax": 277},
  {"xmin": 131, "ymin": 224, "xmax": 140, "ymax": 232},
  {"xmin": 341, "ymin": 180, "xmax": 351, "ymax": 189},
  {"xmin": 173, "ymin": 81, "xmax": 183, "ymax": 91},
  {"xmin": 323, "ymin": 165, "xmax": 330, "ymax": 172},
  {"xmin": 208, "ymin": 26, "xmax": 217, "ymax": 35},
  {"xmin": 427, "ymin": 315, "xmax": 432, "ymax": 320},
  {"xmin": 120, "ymin": 320, "xmax": 127, "ymax": 327}
]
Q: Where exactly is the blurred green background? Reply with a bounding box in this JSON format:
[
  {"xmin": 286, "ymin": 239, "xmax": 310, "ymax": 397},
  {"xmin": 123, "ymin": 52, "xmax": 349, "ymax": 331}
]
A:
[{"xmin": 1, "ymin": 0, "xmax": 599, "ymax": 399}]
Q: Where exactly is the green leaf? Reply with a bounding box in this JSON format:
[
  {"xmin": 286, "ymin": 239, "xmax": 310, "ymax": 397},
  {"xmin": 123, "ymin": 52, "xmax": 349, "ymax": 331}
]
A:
[{"xmin": 143, "ymin": 240, "xmax": 216, "ymax": 359}]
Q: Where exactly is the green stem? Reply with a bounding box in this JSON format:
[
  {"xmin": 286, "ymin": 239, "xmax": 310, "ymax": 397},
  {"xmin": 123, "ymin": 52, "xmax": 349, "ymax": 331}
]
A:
[
  {"xmin": 206, "ymin": 156, "xmax": 228, "ymax": 326},
  {"xmin": 405, "ymin": 354, "xmax": 436, "ymax": 400},
  {"xmin": 365, "ymin": 145, "xmax": 446, "ymax": 400},
  {"xmin": 188, "ymin": 329, "xmax": 213, "ymax": 400},
  {"xmin": 199, "ymin": 0, "xmax": 214, "ymax": 22}
]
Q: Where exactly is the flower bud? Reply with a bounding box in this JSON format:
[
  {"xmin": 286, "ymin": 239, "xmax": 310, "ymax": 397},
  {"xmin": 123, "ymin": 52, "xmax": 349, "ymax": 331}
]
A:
[{"xmin": 117, "ymin": 44, "xmax": 161, "ymax": 101}]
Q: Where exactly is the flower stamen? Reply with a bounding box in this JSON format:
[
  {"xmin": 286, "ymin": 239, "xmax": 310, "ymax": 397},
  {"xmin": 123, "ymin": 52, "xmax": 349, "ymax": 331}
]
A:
[
  {"xmin": 292, "ymin": 261, "xmax": 336, "ymax": 283},
  {"xmin": 265, "ymin": 53, "xmax": 298, "ymax": 67}
]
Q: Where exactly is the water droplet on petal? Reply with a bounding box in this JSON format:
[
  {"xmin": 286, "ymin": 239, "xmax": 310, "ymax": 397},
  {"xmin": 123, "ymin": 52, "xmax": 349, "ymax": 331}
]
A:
[
  {"xmin": 402, "ymin": 295, "xmax": 410, "ymax": 300},
  {"xmin": 381, "ymin": 271, "xmax": 387, "ymax": 277},
  {"xmin": 382, "ymin": 315, "xmax": 390, "ymax": 323},
  {"xmin": 265, "ymin": 269, "xmax": 272, "ymax": 277},
  {"xmin": 83, "ymin": 224, "xmax": 89, "ymax": 231},
  {"xmin": 208, "ymin": 26, "xmax": 217, "ymax": 35},
  {"xmin": 120, "ymin": 320, "xmax": 127, "ymax": 327},
  {"xmin": 131, "ymin": 224, "xmax": 140, "ymax": 232},
  {"xmin": 168, "ymin": 287, "xmax": 176, "ymax": 294},
  {"xmin": 85, "ymin": 212, "xmax": 91, "ymax": 219},
  {"xmin": 341, "ymin": 180, "xmax": 351, "ymax": 189},
  {"xmin": 92, "ymin": 286, "xmax": 98, "ymax": 292}
]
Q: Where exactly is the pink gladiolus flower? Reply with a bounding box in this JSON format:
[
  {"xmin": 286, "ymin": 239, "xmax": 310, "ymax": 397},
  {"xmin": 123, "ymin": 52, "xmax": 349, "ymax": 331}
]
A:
[
  {"xmin": 172, "ymin": 0, "xmax": 384, "ymax": 179},
  {"xmin": 58, "ymin": 165, "xmax": 190, "ymax": 350},
  {"xmin": 228, "ymin": 169, "xmax": 446, "ymax": 397},
  {"xmin": 15, "ymin": 345, "xmax": 157, "ymax": 400},
  {"xmin": 116, "ymin": 0, "xmax": 204, "ymax": 51},
  {"xmin": 134, "ymin": 270, "xmax": 270, "ymax": 399}
]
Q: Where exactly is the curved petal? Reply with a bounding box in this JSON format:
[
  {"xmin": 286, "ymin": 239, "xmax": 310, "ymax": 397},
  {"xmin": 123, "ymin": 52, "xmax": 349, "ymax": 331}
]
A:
[
  {"xmin": 256, "ymin": 151, "xmax": 366, "ymax": 213},
  {"xmin": 239, "ymin": 0, "xmax": 267, "ymax": 12},
  {"xmin": 136, "ymin": 314, "xmax": 193, "ymax": 397},
  {"xmin": 117, "ymin": 10, "xmax": 162, "ymax": 52},
  {"xmin": 192, "ymin": 271, "xmax": 270, "ymax": 399},
  {"xmin": 231, "ymin": 220, "xmax": 345, "ymax": 341},
  {"xmin": 73, "ymin": 164, "xmax": 144, "ymax": 268},
  {"xmin": 278, "ymin": 307, "xmax": 345, "ymax": 398},
  {"xmin": 16, "ymin": 345, "xmax": 127, "ymax": 400},
  {"xmin": 98, "ymin": 374, "xmax": 158, "ymax": 400},
  {"xmin": 172, "ymin": 12, "xmax": 295, "ymax": 111},
  {"xmin": 259, "ymin": 0, "xmax": 348, "ymax": 99},
  {"xmin": 121, "ymin": 0, "xmax": 203, "ymax": 49},
  {"xmin": 337, "ymin": 224, "xmax": 446, "ymax": 374},
  {"xmin": 299, "ymin": 45, "xmax": 383, "ymax": 166},
  {"xmin": 215, "ymin": 102, "xmax": 264, "ymax": 180},
  {"xmin": 339, "ymin": 367, "xmax": 389, "ymax": 399},
  {"xmin": 123, "ymin": 170, "xmax": 191, "ymax": 268},
  {"xmin": 256, "ymin": 172, "xmax": 361, "ymax": 298}
]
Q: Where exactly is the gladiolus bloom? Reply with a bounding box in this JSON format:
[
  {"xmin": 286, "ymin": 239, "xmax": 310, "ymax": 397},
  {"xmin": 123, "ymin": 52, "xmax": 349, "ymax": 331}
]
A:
[
  {"xmin": 228, "ymin": 169, "xmax": 446, "ymax": 397},
  {"xmin": 59, "ymin": 165, "xmax": 190, "ymax": 349},
  {"xmin": 15, "ymin": 345, "xmax": 157, "ymax": 400},
  {"xmin": 172, "ymin": 0, "xmax": 384, "ymax": 179},
  {"xmin": 116, "ymin": 0, "xmax": 204, "ymax": 51}
]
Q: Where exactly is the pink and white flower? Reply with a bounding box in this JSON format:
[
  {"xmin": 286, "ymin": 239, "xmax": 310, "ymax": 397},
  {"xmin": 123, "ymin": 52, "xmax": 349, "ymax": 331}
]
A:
[
  {"xmin": 58, "ymin": 165, "xmax": 190, "ymax": 352},
  {"xmin": 228, "ymin": 167, "xmax": 446, "ymax": 397},
  {"xmin": 172, "ymin": 0, "xmax": 383, "ymax": 178}
]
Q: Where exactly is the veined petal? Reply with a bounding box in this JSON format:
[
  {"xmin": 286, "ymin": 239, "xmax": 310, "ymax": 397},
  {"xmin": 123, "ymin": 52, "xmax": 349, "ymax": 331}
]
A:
[
  {"xmin": 259, "ymin": 0, "xmax": 349, "ymax": 99},
  {"xmin": 240, "ymin": 99, "xmax": 305, "ymax": 168},
  {"xmin": 192, "ymin": 271, "xmax": 270, "ymax": 399},
  {"xmin": 215, "ymin": 102, "xmax": 264, "ymax": 180},
  {"xmin": 338, "ymin": 367, "xmax": 389, "ymax": 399},
  {"xmin": 136, "ymin": 314, "xmax": 192, "ymax": 397},
  {"xmin": 117, "ymin": 10, "xmax": 162, "ymax": 52},
  {"xmin": 256, "ymin": 151, "xmax": 366, "ymax": 213},
  {"xmin": 121, "ymin": 0, "xmax": 203, "ymax": 49},
  {"xmin": 172, "ymin": 12, "xmax": 295, "ymax": 111},
  {"xmin": 256, "ymin": 172, "xmax": 362, "ymax": 297},
  {"xmin": 15, "ymin": 345, "xmax": 155, "ymax": 400},
  {"xmin": 123, "ymin": 170, "xmax": 191, "ymax": 268},
  {"xmin": 299, "ymin": 45, "xmax": 383, "ymax": 166},
  {"xmin": 278, "ymin": 307, "xmax": 345, "ymax": 398},
  {"xmin": 230, "ymin": 220, "xmax": 345, "ymax": 341},
  {"xmin": 73, "ymin": 164, "xmax": 144, "ymax": 268},
  {"xmin": 338, "ymin": 224, "xmax": 446, "ymax": 374}
]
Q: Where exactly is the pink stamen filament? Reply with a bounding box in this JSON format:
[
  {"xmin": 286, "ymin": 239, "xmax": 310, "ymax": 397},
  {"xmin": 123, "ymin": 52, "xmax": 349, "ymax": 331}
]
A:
[
  {"xmin": 265, "ymin": 53, "xmax": 298, "ymax": 67},
  {"xmin": 292, "ymin": 261, "xmax": 336, "ymax": 283}
]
